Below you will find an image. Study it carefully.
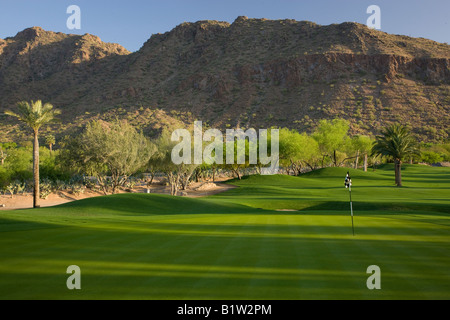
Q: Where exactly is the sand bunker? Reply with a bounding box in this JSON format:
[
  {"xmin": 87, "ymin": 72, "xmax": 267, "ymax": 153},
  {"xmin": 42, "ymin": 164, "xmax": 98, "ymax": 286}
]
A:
[
  {"xmin": 0, "ymin": 180, "xmax": 236, "ymax": 210},
  {"xmin": 194, "ymin": 182, "xmax": 219, "ymax": 191}
]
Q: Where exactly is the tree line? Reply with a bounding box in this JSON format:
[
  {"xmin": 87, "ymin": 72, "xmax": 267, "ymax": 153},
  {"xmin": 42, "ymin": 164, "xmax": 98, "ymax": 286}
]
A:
[{"xmin": 1, "ymin": 100, "xmax": 449, "ymax": 207}]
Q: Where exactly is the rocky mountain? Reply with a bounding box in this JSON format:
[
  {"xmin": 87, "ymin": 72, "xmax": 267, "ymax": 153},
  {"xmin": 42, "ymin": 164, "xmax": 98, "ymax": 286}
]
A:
[{"xmin": 0, "ymin": 17, "xmax": 449, "ymax": 143}]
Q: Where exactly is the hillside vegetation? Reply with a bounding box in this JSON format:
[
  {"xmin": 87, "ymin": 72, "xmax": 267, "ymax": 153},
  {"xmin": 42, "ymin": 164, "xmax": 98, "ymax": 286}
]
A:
[{"xmin": 0, "ymin": 17, "xmax": 449, "ymax": 143}]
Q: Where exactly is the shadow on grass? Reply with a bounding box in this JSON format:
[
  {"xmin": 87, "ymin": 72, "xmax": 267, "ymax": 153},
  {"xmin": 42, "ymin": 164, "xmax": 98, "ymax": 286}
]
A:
[
  {"xmin": 1, "ymin": 227, "xmax": 449, "ymax": 299},
  {"xmin": 44, "ymin": 193, "xmax": 269, "ymax": 216},
  {"xmin": 0, "ymin": 216, "xmax": 67, "ymax": 232},
  {"xmin": 299, "ymin": 201, "xmax": 450, "ymax": 214}
]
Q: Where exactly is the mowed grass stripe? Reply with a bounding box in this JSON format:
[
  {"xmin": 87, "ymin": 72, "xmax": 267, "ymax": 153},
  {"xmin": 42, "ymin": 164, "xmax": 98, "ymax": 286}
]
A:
[
  {"xmin": 371, "ymin": 217, "xmax": 449, "ymax": 299},
  {"xmin": 243, "ymin": 214, "xmax": 291, "ymax": 299},
  {"xmin": 73, "ymin": 215, "xmax": 240, "ymax": 299},
  {"xmin": 351, "ymin": 215, "xmax": 449, "ymax": 299},
  {"xmin": 0, "ymin": 165, "xmax": 449, "ymax": 299},
  {"xmin": 181, "ymin": 214, "xmax": 263, "ymax": 300},
  {"xmin": 0, "ymin": 226, "xmax": 110, "ymax": 299}
]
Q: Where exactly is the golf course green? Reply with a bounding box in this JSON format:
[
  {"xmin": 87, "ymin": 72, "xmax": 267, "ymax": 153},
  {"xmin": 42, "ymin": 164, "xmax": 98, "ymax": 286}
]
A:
[{"xmin": 0, "ymin": 164, "xmax": 449, "ymax": 299}]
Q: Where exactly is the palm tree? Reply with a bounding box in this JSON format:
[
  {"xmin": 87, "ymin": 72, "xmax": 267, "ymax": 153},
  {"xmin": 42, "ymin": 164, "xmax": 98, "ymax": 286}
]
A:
[
  {"xmin": 45, "ymin": 134, "xmax": 56, "ymax": 152},
  {"xmin": 371, "ymin": 124, "xmax": 419, "ymax": 187},
  {"xmin": 5, "ymin": 100, "xmax": 60, "ymax": 208}
]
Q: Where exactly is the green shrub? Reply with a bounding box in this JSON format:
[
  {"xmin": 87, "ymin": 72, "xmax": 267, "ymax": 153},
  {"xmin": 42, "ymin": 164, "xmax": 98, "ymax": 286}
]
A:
[
  {"xmin": 0, "ymin": 166, "xmax": 10, "ymax": 190},
  {"xmin": 421, "ymin": 151, "xmax": 443, "ymax": 164}
]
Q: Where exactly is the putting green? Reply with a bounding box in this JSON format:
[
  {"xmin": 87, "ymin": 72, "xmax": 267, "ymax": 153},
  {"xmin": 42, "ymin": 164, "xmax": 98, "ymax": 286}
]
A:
[{"xmin": 0, "ymin": 165, "xmax": 449, "ymax": 299}]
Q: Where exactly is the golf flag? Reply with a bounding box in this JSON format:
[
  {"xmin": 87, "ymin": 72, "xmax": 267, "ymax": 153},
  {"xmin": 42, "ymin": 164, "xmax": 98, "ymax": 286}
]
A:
[
  {"xmin": 345, "ymin": 172, "xmax": 352, "ymax": 189},
  {"xmin": 344, "ymin": 172, "xmax": 355, "ymax": 236}
]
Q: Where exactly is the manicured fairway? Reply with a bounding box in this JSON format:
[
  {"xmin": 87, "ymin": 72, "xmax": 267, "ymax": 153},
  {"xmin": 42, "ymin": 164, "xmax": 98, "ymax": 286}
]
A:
[{"xmin": 0, "ymin": 165, "xmax": 449, "ymax": 299}]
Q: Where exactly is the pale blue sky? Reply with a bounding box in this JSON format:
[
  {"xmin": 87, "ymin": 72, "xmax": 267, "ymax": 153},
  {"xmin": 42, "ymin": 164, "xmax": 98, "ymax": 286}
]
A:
[{"xmin": 0, "ymin": 0, "xmax": 449, "ymax": 52}]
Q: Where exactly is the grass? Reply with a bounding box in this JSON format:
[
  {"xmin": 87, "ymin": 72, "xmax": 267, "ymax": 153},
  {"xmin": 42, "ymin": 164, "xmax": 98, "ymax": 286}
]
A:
[{"xmin": 0, "ymin": 164, "xmax": 449, "ymax": 299}]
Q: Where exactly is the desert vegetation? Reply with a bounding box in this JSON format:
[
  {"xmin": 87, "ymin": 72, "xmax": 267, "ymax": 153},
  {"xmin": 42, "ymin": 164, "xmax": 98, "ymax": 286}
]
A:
[
  {"xmin": 1, "ymin": 102, "xmax": 449, "ymax": 202},
  {"xmin": 1, "ymin": 101, "xmax": 449, "ymax": 301}
]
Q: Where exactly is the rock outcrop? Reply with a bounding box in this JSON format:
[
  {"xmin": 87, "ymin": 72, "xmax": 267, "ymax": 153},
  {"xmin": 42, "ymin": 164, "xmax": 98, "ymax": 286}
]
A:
[{"xmin": 0, "ymin": 18, "xmax": 449, "ymax": 142}]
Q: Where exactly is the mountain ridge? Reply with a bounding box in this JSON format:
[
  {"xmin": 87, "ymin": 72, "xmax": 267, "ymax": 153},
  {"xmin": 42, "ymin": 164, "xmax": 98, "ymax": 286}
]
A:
[{"xmin": 0, "ymin": 17, "xmax": 449, "ymax": 143}]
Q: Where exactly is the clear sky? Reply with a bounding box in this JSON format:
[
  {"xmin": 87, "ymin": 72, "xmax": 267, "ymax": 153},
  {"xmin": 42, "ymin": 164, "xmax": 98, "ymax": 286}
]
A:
[{"xmin": 0, "ymin": 0, "xmax": 449, "ymax": 52}]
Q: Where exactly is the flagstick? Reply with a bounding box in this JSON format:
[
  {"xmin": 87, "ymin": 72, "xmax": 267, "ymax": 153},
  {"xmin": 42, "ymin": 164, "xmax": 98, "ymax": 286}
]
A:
[{"xmin": 349, "ymin": 185, "xmax": 354, "ymax": 236}]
